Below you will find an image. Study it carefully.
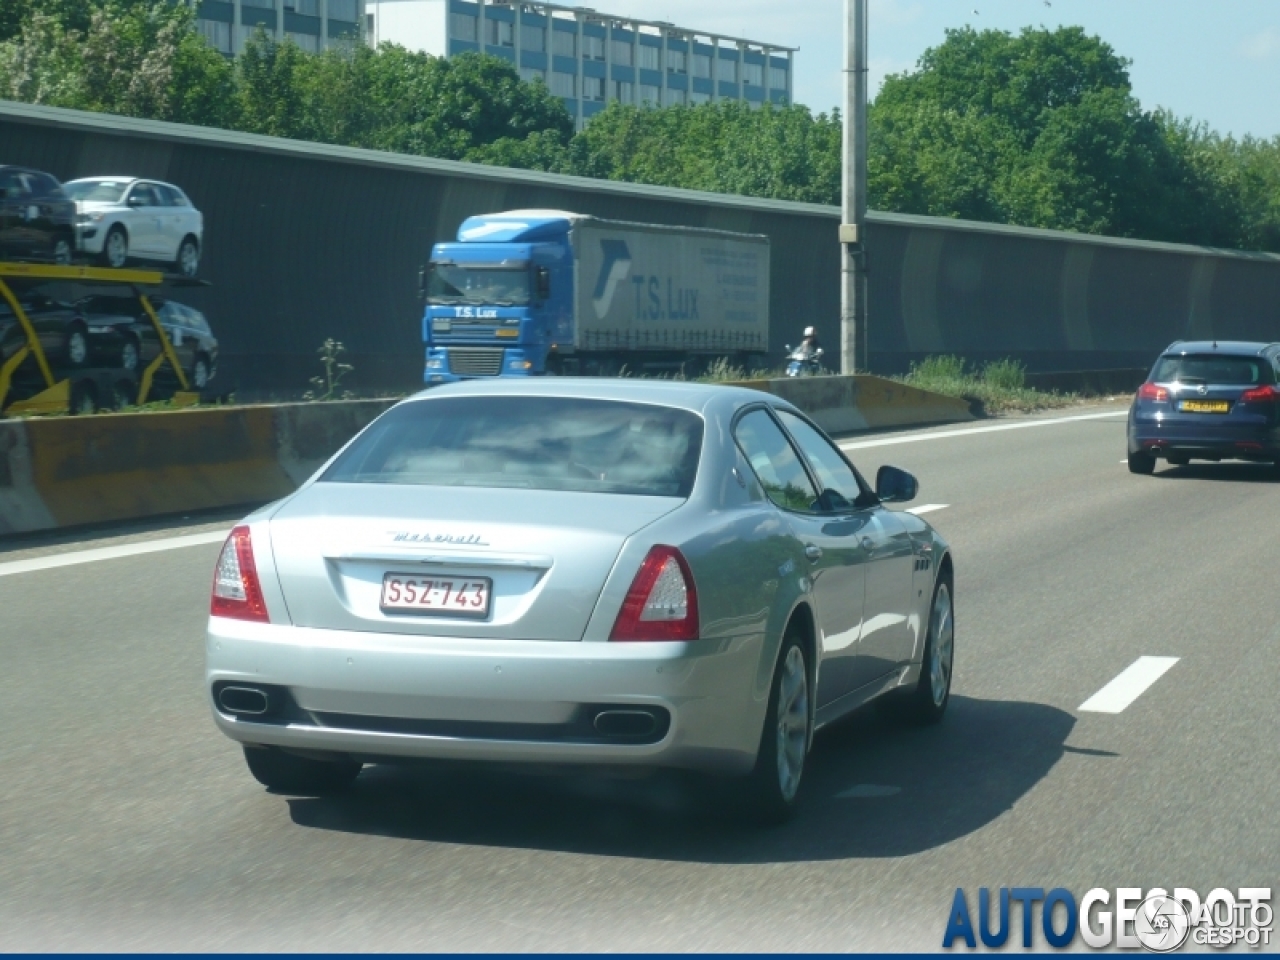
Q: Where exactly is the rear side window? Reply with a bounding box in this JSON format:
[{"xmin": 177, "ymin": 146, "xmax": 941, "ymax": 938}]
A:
[
  {"xmin": 322, "ymin": 396, "xmax": 703, "ymax": 498},
  {"xmin": 734, "ymin": 408, "xmax": 819, "ymax": 513},
  {"xmin": 1152, "ymin": 355, "xmax": 1270, "ymax": 386}
]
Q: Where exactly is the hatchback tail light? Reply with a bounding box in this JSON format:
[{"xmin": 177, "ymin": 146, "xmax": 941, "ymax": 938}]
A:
[
  {"xmin": 211, "ymin": 525, "xmax": 269, "ymax": 623},
  {"xmin": 609, "ymin": 546, "xmax": 699, "ymax": 642},
  {"xmin": 1240, "ymin": 384, "xmax": 1280, "ymax": 403},
  {"xmin": 1137, "ymin": 382, "xmax": 1168, "ymax": 402}
]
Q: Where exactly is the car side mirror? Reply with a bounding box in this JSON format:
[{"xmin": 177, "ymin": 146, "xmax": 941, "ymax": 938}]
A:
[
  {"xmin": 417, "ymin": 265, "xmax": 427, "ymax": 301},
  {"xmin": 536, "ymin": 267, "xmax": 551, "ymax": 302},
  {"xmin": 128, "ymin": 196, "xmax": 144, "ymax": 207},
  {"xmin": 875, "ymin": 465, "xmax": 918, "ymax": 504}
]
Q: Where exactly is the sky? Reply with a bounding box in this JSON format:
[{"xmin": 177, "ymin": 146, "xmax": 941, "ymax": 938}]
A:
[{"xmin": 600, "ymin": 0, "xmax": 1280, "ymax": 140}]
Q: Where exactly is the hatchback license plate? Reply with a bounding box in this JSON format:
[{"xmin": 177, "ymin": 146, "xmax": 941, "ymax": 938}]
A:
[
  {"xmin": 1179, "ymin": 400, "xmax": 1230, "ymax": 413},
  {"xmin": 381, "ymin": 574, "xmax": 492, "ymax": 617}
]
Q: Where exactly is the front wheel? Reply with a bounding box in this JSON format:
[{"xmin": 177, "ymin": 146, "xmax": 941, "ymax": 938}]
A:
[
  {"xmin": 1127, "ymin": 449, "xmax": 1156, "ymax": 475},
  {"xmin": 243, "ymin": 746, "xmax": 362, "ymax": 796},
  {"xmin": 119, "ymin": 336, "xmax": 140, "ymax": 373},
  {"xmin": 100, "ymin": 225, "xmax": 128, "ymax": 269},
  {"xmin": 741, "ymin": 634, "xmax": 810, "ymax": 824},
  {"xmin": 64, "ymin": 323, "xmax": 90, "ymax": 369},
  {"xmin": 905, "ymin": 575, "xmax": 955, "ymax": 724}
]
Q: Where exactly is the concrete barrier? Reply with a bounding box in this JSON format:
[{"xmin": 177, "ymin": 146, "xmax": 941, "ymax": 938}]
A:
[
  {"xmin": 729, "ymin": 374, "xmax": 974, "ymax": 435},
  {"xmin": 0, "ymin": 400, "xmax": 395, "ymax": 536},
  {"xmin": 0, "ymin": 377, "xmax": 968, "ymax": 537}
]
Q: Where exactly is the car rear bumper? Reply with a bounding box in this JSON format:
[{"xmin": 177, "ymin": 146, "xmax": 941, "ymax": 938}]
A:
[
  {"xmin": 1129, "ymin": 412, "xmax": 1279, "ymax": 459},
  {"xmin": 206, "ymin": 617, "xmax": 768, "ymax": 774}
]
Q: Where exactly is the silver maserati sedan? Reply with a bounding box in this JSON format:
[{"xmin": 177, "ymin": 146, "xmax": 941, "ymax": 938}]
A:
[{"xmin": 207, "ymin": 380, "xmax": 954, "ymax": 822}]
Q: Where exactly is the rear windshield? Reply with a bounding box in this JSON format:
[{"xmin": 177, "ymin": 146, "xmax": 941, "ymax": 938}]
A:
[
  {"xmin": 322, "ymin": 396, "xmax": 703, "ymax": 498},
  {"xmin": 1152, "ymin": 354, "xmax": 1271, "ymax": 386}
]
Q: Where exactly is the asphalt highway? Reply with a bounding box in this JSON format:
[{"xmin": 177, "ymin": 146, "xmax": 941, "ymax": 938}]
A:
[{"xmin": 1, "ymin": 403, "xmax": 1277, "ymax": 951}]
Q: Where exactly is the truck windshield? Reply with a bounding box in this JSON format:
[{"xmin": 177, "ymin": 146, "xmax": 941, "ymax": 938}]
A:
[{"xmin": 428, "ymin": 264, "xmax": 531, "ymax": 305}]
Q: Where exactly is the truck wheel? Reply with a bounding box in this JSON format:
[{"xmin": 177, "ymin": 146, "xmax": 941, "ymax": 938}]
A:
[{"xmin": 69, "ymin": 380, "xmax": 98, "ymax": 416}]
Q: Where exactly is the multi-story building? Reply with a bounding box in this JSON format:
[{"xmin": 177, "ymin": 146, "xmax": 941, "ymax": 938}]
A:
[
  {"xmin": 365, "ymin": 0, "xmax": 796, "ymax": 128},
  {"xmin": 195, "ymin": 0, "xmax": 367, "ymax": 56}
]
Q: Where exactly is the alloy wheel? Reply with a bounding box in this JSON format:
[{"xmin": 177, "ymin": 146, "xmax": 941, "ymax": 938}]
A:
[
  {"xmin": 68, "ymin": 331, "xmax": 88, "ymax": 366},
  {"xmin": 929, "ymin": 583, "xmax": 954, "ymax": 707},
  {"xmin": 775, "ymin": 645, "xmax": 809, "ymax": 802}
]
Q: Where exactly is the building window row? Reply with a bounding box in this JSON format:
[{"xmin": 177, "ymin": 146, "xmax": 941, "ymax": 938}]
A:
[{"xmin": 199, "ymin": 18, "xmax": 233, "ymax": 53}]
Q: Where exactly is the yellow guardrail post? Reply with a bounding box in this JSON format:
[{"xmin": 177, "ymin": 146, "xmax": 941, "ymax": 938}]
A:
[
  {"xmin": 0, "ymin": 276, "xmax": 56, "ymax": 391},
  {"xmin": 134, "ymin": 285, "xmax": 191, "ymax": 404},
  {"xmin": 0, "ymin": 345, "xmax": 31, "ymax": 411}
]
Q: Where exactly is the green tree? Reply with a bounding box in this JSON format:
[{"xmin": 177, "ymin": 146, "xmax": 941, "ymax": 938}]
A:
[
  {"xmin": 867, "ymin": 25, "xmax": 1244, "ymax": 247},
  {"xmin": 565, "ymin": 101, "xmax": 842, "ymax": 204},
  {"xmin": 0, "ymin": 1, "xmax": 237, "ymax": 127}
]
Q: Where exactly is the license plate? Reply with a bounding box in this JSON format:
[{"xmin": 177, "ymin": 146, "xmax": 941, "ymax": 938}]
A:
[
  {"xmin": 1179, "ymin": 400, "xmax": 1230, "ymax": 413},
  {"xmin": 380, "ymin": 574, "xmax": 492, "ymax": 617}
]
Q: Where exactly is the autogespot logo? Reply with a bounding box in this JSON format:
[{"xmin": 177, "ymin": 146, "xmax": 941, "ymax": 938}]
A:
[{"xmin": 942, "ymin": 887, "xmax": 1273, "ymax": 951}]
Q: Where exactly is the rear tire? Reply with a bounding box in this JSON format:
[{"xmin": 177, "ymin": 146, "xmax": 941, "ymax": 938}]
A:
[
  {"xmin": 740, "ymin": 631, "xmax": 810, "ymax": 825},
  {"xmin": 53, "ymin": 234, "xmax": 73, "ymax": 266},
  {"xmin": 243, "ymin": 746, "xmax": 362, "ymax": 796},
  {"xmin": 175, "ymin": 236, "xmax": 200, "ymax": 278},
  {"xmin": 1127, "ymin": 450, "xmax": 1156, "ymax": 474},
  {"xmin": 119, "ymin": 336, "xmax": 140, "ymax": 373},
  {"xmin": 191, "ymin": 353, "xmax": 211, "ymax": 390}
]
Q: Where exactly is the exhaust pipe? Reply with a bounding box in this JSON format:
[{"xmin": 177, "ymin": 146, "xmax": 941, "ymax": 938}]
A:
[
  {"xmin": 593, "ymin": 709, "xmax": 659, "ymax": 739},
  {"xmin": 218, "ymin": 685, "xmax": 270, "ymax": 716}
]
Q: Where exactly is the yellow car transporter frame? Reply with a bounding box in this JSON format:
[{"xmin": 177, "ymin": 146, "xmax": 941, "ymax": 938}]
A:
[{"xmin": 0, "ymin": 263, "xmax": 201, "ymax": 415}]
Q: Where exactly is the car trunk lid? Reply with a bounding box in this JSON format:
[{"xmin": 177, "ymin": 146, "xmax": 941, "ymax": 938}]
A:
[{"xmin": 268, "ymin": 483, "xmax": 682, "ymax": 640}]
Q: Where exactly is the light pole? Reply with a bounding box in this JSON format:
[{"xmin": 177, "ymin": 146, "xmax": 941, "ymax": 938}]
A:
[{"xmin": 840, "ymin": 0, "xmax": 868, "ymax": 375}]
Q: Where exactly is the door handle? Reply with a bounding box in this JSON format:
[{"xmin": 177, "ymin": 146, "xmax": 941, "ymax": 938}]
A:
[
  {"xmin": 804, "ymin": 544, "xmax": 822, "ymax": 562},
  {"xmin": 860, "ymin": 536, "xmax": 874, "ymax": 550}
]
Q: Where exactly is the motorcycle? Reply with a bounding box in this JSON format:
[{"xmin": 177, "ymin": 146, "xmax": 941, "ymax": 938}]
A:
[{"xmin": 784, "ymin": 344, "xmax": 824, "ymax": 378}]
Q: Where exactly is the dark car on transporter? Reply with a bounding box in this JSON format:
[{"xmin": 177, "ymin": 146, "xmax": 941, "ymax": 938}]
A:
[
  {"xmin": 0, "ymin": 165, "xmax": 77, "ymax": 265},
  {"xmin": 76, "ymin": 294, "xmax": 219, "ymax": 390},
  {"xmin": 1127, "ymin": 340, "xmax": 1280, "ymax": 475}
]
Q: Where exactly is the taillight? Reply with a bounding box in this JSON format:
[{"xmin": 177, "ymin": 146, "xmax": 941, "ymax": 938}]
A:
[
  {"xmin": 609, "ymin": 545, "xmax": 699, "ymax": 642},
  {"xmin": 211, "ymin": 525, "xmax": 269, "ymax": 623},
  {"xmin": 1241, "ymin": 384, "xmax": 1280, "ymax": 403},
  {"xmin": 1137, "ymin": 382, "xmax": 1168, "ymax": 402}
]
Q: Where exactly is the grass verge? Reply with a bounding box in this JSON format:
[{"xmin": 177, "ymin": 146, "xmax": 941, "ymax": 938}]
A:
[{"xmin": 893, "ymin": 355, "xmax": 1078, "ymax": 415}]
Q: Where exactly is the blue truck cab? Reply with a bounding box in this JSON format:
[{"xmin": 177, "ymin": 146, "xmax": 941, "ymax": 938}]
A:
[{"xmin": 423, "ymin": 212, "xmax": 574, "ymax": 383}]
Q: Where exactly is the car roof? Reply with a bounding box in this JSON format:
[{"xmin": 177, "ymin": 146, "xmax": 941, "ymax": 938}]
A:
[
  {"xmin": 403, "ymin": 378, "xmax": 791, "ymax": 418},
  {"xmin": 66, "ymin": 176, "xmax": 138, "ymax": 184},
  {"xmin": 1163, "ymin": 340, "xmax": 1279, "ymax": 357}
]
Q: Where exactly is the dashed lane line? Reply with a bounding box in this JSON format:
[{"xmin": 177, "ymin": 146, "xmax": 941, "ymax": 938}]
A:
[
  {"xmin": 1078, "ymin": 656, "xmax": 1180, "ymax": 714},
  {"xmin": 904, "ymin": 504, "xmax": 949, "ymax": 516}
]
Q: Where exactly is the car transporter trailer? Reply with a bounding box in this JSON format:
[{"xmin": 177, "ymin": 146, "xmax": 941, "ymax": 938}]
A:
[{"xmin": 0, "ymin": 263, "xmax": 204, "ymax": 416}]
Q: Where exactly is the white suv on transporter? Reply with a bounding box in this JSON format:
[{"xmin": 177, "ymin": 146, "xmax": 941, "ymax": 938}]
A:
[{"xmin": 64, "ymin": 177, "xmax": 204, "ymax": 277}]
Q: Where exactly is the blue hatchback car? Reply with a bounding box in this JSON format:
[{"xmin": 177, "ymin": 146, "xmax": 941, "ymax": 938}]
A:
[{"xmin": 1128, "ymin": 340, "xmax": 1280, "ymax": 474}]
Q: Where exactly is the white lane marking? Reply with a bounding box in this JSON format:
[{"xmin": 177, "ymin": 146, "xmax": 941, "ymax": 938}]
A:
[
  {"xmin": 905, "ymin": 503, "xmax": 949, "ymax": 516},
  {"xmin": 0, "ymin": 530, "xmax": 230, "ymax": 579},
  {"xmin": 839, "ymin": 410, "xmax": 1126, "ymax": 451},
  {"xmin": 837, "ymin": 784, "xmax": 902, "ymax": 799},
  {"xmin": 1078, "ymin": 656, "xmax": 1180, "ymax": 714}
]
